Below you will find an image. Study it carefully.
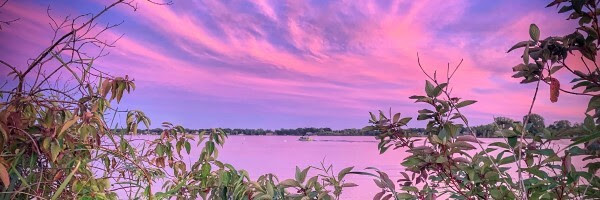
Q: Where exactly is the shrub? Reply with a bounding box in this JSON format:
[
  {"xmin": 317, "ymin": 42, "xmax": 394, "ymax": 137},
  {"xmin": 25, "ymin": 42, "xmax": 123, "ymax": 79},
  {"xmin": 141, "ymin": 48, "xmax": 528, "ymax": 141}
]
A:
[{"xmin": 361, "ymin": 0, "xmax": 600, "ymax": 199}]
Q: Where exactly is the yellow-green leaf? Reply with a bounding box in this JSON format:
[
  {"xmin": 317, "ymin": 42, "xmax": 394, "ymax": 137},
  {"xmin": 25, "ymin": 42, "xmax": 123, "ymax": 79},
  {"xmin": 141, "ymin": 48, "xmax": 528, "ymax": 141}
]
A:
[
  {"xmin": 51, "ymin": 142, "xmax": 61, "ymax": 162},
  {"xmin": 58, "ymin": 116, "xmax": 80, "ymax": 137}
]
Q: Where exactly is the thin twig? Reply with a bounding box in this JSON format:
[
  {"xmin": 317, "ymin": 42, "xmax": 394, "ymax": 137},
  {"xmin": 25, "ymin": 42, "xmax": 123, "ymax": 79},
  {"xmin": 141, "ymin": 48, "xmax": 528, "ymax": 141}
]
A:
[{"xmin": 517, "ymin": 79, "xmax": 541, "ymax": 200}]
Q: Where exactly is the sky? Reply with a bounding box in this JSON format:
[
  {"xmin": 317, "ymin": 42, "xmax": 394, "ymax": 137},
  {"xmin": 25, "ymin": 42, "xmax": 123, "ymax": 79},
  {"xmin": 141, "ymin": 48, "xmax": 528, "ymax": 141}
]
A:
[{"xmin": 0, "ymin": 0, "xmax": 590, "ymax": 129}]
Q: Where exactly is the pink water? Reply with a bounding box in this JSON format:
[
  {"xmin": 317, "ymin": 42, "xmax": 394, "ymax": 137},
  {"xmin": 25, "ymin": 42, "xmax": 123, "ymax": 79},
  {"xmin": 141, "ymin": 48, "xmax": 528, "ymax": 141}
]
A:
[
  {"xmin": 217, "ymin": 136, "xmax": 400, "ymax": 199},
  {"xmin": 119, "ymin": 135, "xmax": 585, "ymax": 199}
]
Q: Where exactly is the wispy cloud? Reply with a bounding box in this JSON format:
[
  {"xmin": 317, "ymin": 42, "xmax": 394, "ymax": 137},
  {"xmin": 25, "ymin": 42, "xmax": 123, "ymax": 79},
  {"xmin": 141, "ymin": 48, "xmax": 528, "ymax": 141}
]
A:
[{"xmin": 0, "ymin": 0, "xmax": 588, "ymax": 129}]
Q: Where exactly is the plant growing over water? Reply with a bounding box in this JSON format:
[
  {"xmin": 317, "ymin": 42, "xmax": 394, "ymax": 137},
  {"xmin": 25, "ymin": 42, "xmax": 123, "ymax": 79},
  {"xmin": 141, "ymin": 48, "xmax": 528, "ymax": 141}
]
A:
[{"xmin": 361, "ymin": 0, "xmax": 600, "ymax": 199}]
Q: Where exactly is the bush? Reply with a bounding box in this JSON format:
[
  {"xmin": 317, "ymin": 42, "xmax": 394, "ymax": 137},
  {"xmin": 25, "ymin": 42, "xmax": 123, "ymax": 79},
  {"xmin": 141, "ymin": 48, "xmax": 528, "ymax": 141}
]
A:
[{"xmin": 360, "ymin": 0, "xmax": 600, "ymax": 199}]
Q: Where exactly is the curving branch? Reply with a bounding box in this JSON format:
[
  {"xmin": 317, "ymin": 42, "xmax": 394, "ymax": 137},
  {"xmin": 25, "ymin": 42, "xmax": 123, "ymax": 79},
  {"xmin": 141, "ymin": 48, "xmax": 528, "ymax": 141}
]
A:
[{"xmin": 0, "ymin": 0, "xmax": 19, "ymax": 31}]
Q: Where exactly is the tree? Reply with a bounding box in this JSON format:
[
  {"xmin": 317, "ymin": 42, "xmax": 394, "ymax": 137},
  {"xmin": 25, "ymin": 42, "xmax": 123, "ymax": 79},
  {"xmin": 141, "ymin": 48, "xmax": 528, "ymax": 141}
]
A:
[
  {"xmin": 494, "ymin": 116, "xmax": 515, "ymax": 130},
  {"xmin": 472, "ymin": 123, "xmax": 497, "ymax": 137},
  {"xmin": 523, "ymin": 113, "xmax": 545, "ymax": 135},
  {"xmin": 548, "ymin": 119, "xmax": 572, "ymax": 132}
]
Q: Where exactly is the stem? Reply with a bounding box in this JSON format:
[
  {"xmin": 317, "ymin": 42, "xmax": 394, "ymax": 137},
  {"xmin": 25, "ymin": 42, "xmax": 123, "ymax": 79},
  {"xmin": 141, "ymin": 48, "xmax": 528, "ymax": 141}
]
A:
[{"xmin": 517, "ymin": 78, "xmax": 541, "ymax": 200}]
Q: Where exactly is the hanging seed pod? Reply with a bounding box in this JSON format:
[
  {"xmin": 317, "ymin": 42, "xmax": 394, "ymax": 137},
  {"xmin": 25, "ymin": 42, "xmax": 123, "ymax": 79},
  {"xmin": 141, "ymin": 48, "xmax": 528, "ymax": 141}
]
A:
[{"xmin": 550, "ymin": 77, "xmax": 560, "ymax": 103}]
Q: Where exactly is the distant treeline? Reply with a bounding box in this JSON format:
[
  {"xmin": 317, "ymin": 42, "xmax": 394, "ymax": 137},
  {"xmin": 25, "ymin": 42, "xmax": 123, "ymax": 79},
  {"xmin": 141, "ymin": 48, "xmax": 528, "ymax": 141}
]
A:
[
  {"xmin": 120, "ymin": 127, "xmax": 425, "ymax": 136},
  {"xmin": 120, "ymin": 114, "xmax": 582, "ymax": 138}
]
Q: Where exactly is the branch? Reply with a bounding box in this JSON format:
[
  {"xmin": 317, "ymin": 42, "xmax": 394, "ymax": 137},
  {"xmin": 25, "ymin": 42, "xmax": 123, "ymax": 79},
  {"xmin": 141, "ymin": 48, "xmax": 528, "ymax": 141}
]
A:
[
  {"xmin": 517, "ymin": 79, "xmax": 541, "ymax": 199},
  {"xmin": 21, "ymin": 0, "xmax": 126, "ymax": 78},
  {"xmin": 0, "ymin": 0, "xmax": 19, "ymax": 30}
]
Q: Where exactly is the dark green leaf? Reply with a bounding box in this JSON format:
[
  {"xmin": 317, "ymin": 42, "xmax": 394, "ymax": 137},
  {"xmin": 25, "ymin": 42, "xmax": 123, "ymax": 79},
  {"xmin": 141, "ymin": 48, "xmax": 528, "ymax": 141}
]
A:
[
  {"xmin": 529, "ymin": 24, "xmax": 540, "ymax": 42},
  {"xmin": 456, "ymin": 100, "xmax": 477, "ymax": 108},
  {"xmin": 425, "ymin": 80, "xmax": 435, "ymax": 97}
]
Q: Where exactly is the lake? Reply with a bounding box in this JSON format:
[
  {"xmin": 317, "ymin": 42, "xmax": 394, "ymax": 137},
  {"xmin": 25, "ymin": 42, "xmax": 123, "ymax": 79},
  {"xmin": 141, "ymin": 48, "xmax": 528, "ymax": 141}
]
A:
[
  {"xmin": 217, "ymin": 136, "xmax": 400, "ymax": 199},
  {"xmin": 120, "ymin": 135, "xmax": 582, "ymax": 199}
]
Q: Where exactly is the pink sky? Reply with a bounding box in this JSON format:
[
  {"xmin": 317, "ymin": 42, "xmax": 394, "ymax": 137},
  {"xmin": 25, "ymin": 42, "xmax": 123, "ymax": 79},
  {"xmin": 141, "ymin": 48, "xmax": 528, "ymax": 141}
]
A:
[{"xmin": 0, "ymin": 0, "xmax": 590, "ymax": 129}]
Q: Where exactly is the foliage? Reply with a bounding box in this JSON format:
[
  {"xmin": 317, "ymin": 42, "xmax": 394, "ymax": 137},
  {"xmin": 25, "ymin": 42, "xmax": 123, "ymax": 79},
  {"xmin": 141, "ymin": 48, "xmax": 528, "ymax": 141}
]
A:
[
  {"xmin": 548, "ymin": 120, "xmax": 573, "ymax": 133},
  {"xmin": 363, "ymin": 68, "xmax": 600, "ymax": 199},
  {"xmin": 358, "ymin": 0, "xmax": 600, "ymax": 199}
]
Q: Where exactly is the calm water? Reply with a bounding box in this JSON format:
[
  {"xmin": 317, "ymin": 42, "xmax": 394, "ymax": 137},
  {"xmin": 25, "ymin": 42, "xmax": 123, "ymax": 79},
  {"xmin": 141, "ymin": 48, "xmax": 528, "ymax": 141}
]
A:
[
  {"xmin": 119, "ymin": 135, "xmax": 580, "ymax": 199},
  {"xmin": 217, "ymin": 136, "xmax": 400, "ymax": 199}
]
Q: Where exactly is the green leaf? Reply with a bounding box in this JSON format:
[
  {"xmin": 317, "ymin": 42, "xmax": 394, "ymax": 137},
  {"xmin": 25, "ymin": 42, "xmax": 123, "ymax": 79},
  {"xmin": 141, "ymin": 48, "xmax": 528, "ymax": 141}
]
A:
[
  {"xmin": 529, "ymin": 24, "xmax": 540, "ymax": 42},
  {"xmin": 50, "ymin": 142, "xmax": 61, "ymax": 162},
  {"xmin": 567, "ymin": 146, "xmax": 587, "ymax": 155},
  {"xmin": 401, "ymin": 158, "xmax": 422, "ymax": 168},
  {"xmin": 449, "ymin": 141, "xmax": 476, "ymax": 150},
  {"xmin": 206, "ymin": 141, "xmax": 215, "ymax": 156},
  {"xmin": 432, "ymin": 83, "xmax": 447, "ymax": 97},
  {"xmin": 490, "ymin": 142, "xmax": 511, "ymax": 149},
  {"xmin": 184, "ymin": 141, "xmax": 191, "ymax": 154},
  {"xmin": 295, "ymin": 166, "xmax": 309, "ymax": 183},
  {"xmin": 499, "ymin": 156, "xmax": 516, "ymax": 165},
  {"xmin": 418, "ymin": 109, "xmax": 434, "ymax": 114},
  {"xmin": 484, "ymin": 171, "xmax": 499, "ymax": 180},
  {"xmin": 398, "ymin": 117, "xmax": 412, "ymax": 126},
  {"xmin": 529, "ymin": 149, "xmax": 555, "ymax": 156},
  {"xmin": 370, "ymin": 112, "xmax": 376, "ymax": 122},
  {"xmin": 558, "ymin": 5, "xmax": 573, "ymax": 13},
  {"xmin": 425, "ymin": 80, "xmax": 435, "ymax": 97},
  {"xmin": 541, "ymin": 155, "xmax": 561, "ymax": 165},
  {"xmin": 338, "ymin": 166, "xmax": 354, "ymax": 180},
  {"xmin": 397, "ymin": 193, "xmax": 414, "ymax": 199},
  {"xmin": 456, "ymin": 100, "xmax": 477, "ymax": 108},
  {"xmin": 525, "ymin": 167, "xmax": 548, "ymax": 178},
  {"xmin": 279, "ymin": 179, "xmax": 300, "ymax": 188},
  {"xmin": 201, "ymin": 163, "xmax": 211, "ymax": 177},
  {"xmin": 408, "ymin": 95, "xmax": 426, "ymax": 100},
  {"xmin": 156, "ymin": 144, "xmax": 164, "ymax": 157},
  {"xmin": 393, "ymin": 113, "xmax": 401, "ymax": 123},
  {"xmin": 508, "ymin": 136, "xmax": 518, "ymax": 148},
  {"xmin": 570, "ymin": 131, "xmax": 600, "ymax": 147},
  {"xmin": 508, "ymin": 41, "xmax": 535, "ymax": 53},
  {"xmin": 435, "ymin": 156, "xmax": 448, "ymax": 163}
]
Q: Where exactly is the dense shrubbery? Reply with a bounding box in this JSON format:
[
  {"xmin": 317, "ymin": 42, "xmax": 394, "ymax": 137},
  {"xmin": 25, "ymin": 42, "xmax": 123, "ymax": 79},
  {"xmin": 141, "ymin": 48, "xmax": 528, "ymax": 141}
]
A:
[
  {"xmin": 0, "ymin": 0, "xmax": 599, "ymax": 199},
  {"xmin": 360, "ymin": 0, "xmax": 600, "ymax": 199}
]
